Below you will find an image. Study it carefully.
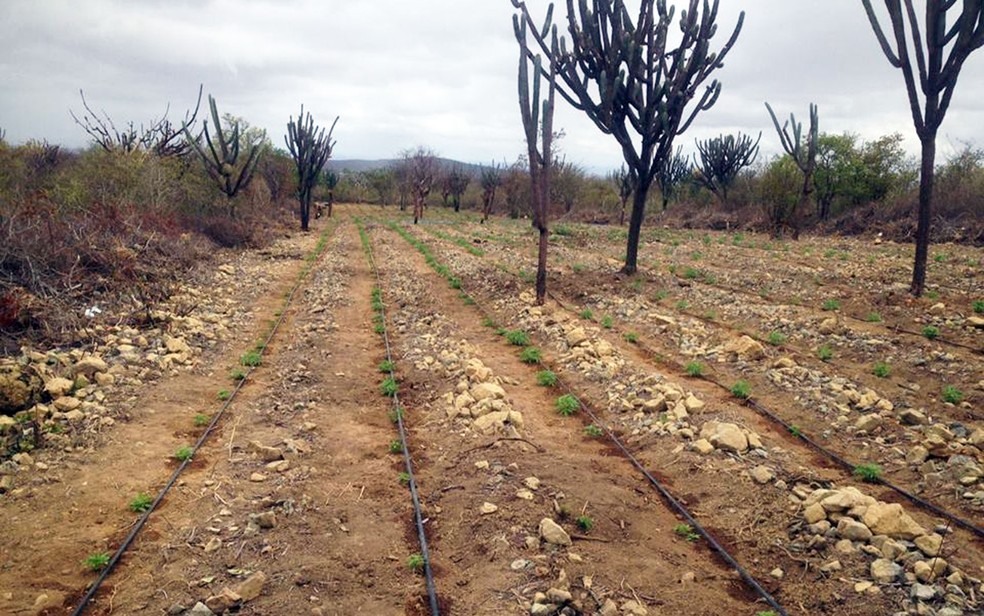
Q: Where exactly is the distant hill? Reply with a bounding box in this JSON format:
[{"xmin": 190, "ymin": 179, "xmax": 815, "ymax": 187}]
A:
[{"xmin": 327, "ymin": 157, "xmax": 487, "ymax": 176}]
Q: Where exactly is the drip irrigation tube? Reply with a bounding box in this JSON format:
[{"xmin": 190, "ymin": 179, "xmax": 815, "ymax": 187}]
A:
[
  {"xmin": 72, "ymin": 223, "xmax": 338, "ymax": 615},
  {"xmin": 358, "ymin": 219, "xmax": 441, "ymax": 616},
  {"xmin": 385, "ymin": 219, "xmax": 788, "ymax": 615}
]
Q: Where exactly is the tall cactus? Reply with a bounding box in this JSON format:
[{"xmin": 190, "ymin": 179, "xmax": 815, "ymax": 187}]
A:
[
  {"xmin": 183, "ymin": 94, "xmax": 262, "ymax": 217},
  {"xmin": 694, "ymin": 132, "xmax": 761, "ymax": 209},
  {"xmin": 513, "ymin": 8, "xmax": 556, "ymax": 306},
  {"xmin": 765, "ymin": 102, "xmax": 818, "ymax": 239},
  {"xmin": 286, "ymin": 106, "xmax": 338, "ymax": 231},
  {"xmin": 480, "ymin": 162, "xmax": 503, "ymax": 223},
  {"xmin": 656, "ymin": 147, "xmax": 690, "ymax": 212},
  {"xmin": 862, "ymin": 0, "xmax": 984, "ymax": 297}
]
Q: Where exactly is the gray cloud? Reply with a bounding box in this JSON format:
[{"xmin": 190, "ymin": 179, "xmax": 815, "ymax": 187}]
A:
[{"xmin": 2, "ymin": 0, "xmax": 982, "ymax": 173}]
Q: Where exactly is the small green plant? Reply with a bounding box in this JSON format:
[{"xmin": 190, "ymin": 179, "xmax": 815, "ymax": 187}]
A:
[
  {"xmin": 788, "ymin": 425, "xmax": 802, "ymax": 438},
  {"xmin": 584, "ymin": 424, "xmax": 604, "ymax": 437},
  {"xmin": 217, "ymin": 389, "xmax": 231, "ymax": 401},
  {"xmin": 398, "ymin": 472, "xmax": 411, "ymax": 486},
  {"xmin": 519, "ymin": 269, "xmax": 535, "ymax": 283},
  {"xmin": 407, "ymin": 553, "xmax": 426, "ymax": 573},
  {"xmin": 579, "ymin": 308, "xmax": 594, "ymax": 320},
  {"xmin": 630, "ymin": 278, "xmax": 644, "ymax": 292},
  {"xmin": 683, "ymin": 266, "xmax": 701, "ymax": 280},
  {"xmin": 175, "ymin": 446, "xmax": 194, "ymax": 462},
  {"xmin": 872, "ymin": 362, "xmax": 891, "ymax": 378},
  {"xmin": 556, "ymin": 394, "xmax": 580, "ymax": 416},
  {"xmin": 623, "ymin": 332, "xmax": 639, "ymax": 343},
  {"xmin": 685, "ymin": 361, "xmax": 704, "ymax": 377},
  {"xmin": 506, "ymin": 330, "xmax": 531, "ymax": 346},
  {"xmin": 941, "ymin": 385, "xmax": 964, "ymax": 404},
  {"xmin": 380, "ymin": 377, "xmax": 398, "ymax": 397},
  {"xmin": 865, "ymin": 312, "xmax": 882, "ymax": 323},
  {"xmin": 926, "ymin": 290, "xmax": 940, "ymax": 300},
  {"xmin": 193, "ymin": 413, "xmax": 210, "ymax": 427},
  {"xmin": 817, "ymin": 344, "xmax": 834, "ymax": 362},
  {"xmin": 922, "ymin": 325, "xmax": 939, "ymax": 340},
  {"xmin": 756, "ymin": 611, "xmax": 780, "ymax": 616},
  {"xmin": 653, "ymin": 289, "xmax": 669, "ymax": 302},
  {"xmin": 730, "ymin": 380, "xmax": 751, "ymax": 399},
  {"xmin": 461, "ymin": 294, "xmax": 476, "ymax": 305},
  {"xmin": 449, "ymin": 277, "xmax": 462, "ymax": 289},
  {"xmin": 933, "ymin": 253, "xmax": 947, "ymax": 263},
  {"xmin": 378, "ymin": 359, "xmax": 395, "ymax": 373},
  {"xmin": 853, "ymin": 463, "xmax": 882, "ymax": 483},
  {"xmin": 240, "ymin": 350, "xmax": 262, "ymax": 367},
  {"xmin": 572, "ymin": 263, "xmax": 586, "ymax": 273},
  {"xmin": 388, "ymin": 407, "xmax": 404, "ymax": 424},
  {"xmin": 389, "ymin": 439, "xmax": 404, "ymax": 454},
  {"xmin": 374, "ymin": 323, "xmax": 386, "ymax": 335},
  {"xmin": 230, "ymin": 369, "xmax": 246, "ymax": 382},
  {"xmin": 481, "ymin": 316, "xmax": 496, "ymax": 328},
  {"xmin": 600, "ymin": 315, "xmax": 613, "ymax": 329},
  {"xmin": 675, "ymin": 300, "xmax": 689, "ymax": 310},
  {"xmin": 128, "ymin": 492, "xmax": 153, "ymax": 513},
  {"xmin": 495, "ymin": 327, "xmax": 508, "ymax": 336},
  {"xmin": 822, "ymin": 298, "xmax": 841, "ymax": 311},
  {"xmin": 520, "ymin": 347, "xmax": 542, "ymax": 364},
  {"xmin": 673, "ymin": 523, "xmax": 700, "ymax": 542},
  {"xmin": 576, "ymin": 515, "xmax": 594, "ymax": 532},
  {"xmin": 84, "ymin": 552, "xmax": 111, "ymax": 572},
  {"xmin": 536, "ymin": 370, "xmax": 558, "ymax": 387},
  {"xmin": 767, "ymin": 331, "xmax": 787, "ymax": 346},
  {"xmin": 973, "ymin": 299, "xmax": 984, "ymax": 314}
]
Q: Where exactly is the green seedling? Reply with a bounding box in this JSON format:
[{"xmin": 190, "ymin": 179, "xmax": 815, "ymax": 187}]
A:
[
  {"xmin": 388, "ymin": 407, "xmax": 404, "ymax": 424},
  {"xmin": 217, "ymin": 389, "xmax": 231, "ymax": 401},
  {"xmin": 853, "ymin": 463, "xmax": 882, "ymax": 483},
  {"xmin": 685, "ymin": 361, "xmax": 704, "ymax": 377},
  {"xmin": 556, "ymin": 394, "xmax": 579, "ymax": 416},
  {"xmin": 576, "ymin": 515, "xmax": 594, "ymax": 532},
  {"xmin": 407, "ymin": 553, "xmax": 425, "ymax": 573},
  {"xmin": 653, "ymin": 290, "xmax": 669, "ymax": 302},
  {"xmin": 378, "ymin": 359, "xmax": 395, "ymax": 373},
  {"xmin": 767, "ymin": 331, "xmax": 787, "ymax": 346},
  {"xmin": 230, "ymin": 369, "xmax": 246, "ymax": 382},
  {"xmin": 973, "ymin": 300, "xmax": 984, "ymax": 314},
  {"xmin": 817, "ymin": 345, "xmax": 834, "ymax": 362},
  {"xmin": 481, "ymin": 316, "xmax": 496, "ymax": 328},
  {"xmin": 730, "ymin": 380, "xmax": 751, "ymax": 399},
  {"xmin": 623, "ymin": 332, "xmax": 639, "ymax": 343},
  {"xmin": 174, "ymin": 446, "xmax": 194, "ymax": 462},
  {"xmin": 536, "ymin": 370, "xmax": 558, "ymax": 387},
  {"xmin": 389, "ymin": 439, "xmax": 404, "ymax": 454},
  {"xmin": 675, "ymin": 300, "xmax": 689, "ymax": 310},
  {"xmin": 789, "ymin": 425, "xmax": 802, "ymax": 438},
  {"xmin": 922, "ymin": 325, "xmax": 939, "ymax": 340},
  {"xmin": 374, "ymin": 323, "xmax": 386, "ymax": 335},
  {"xmin": 240, "ymin": 350, "xmax": 262, "ymax": 367},
  {"xmin": 584, "ymin": 424, "xmax": 604, "ymax": 437},
  {"xmin": 495, "ymin": 327, "xmax": 508, "ymax": 336},
  {"xmin": 865, "ymin": 312, "xmax": 883, "ymax": 323},
  {"xmin": 600, "ymin": 315, "xmax": 613, "ymax": 329},
  {"xmin": 398, "ymin": 472, "xmax": 411, "ymax": 486},
  {"xmin": 380, "ymin": 377, "xmax": 398, "ymax": 397},
  {"xmin": 683, "ymin": 267, "xmax": 701, "ymax": 280},
  {"xmin": 506, "ymin": 330, "xmax": 530, "ymax": 346},
  {"xmin": 520, "ymin": 347, "xmax": 542, "ymax": 364},
  {"xmin": 673, "ymin": 523, "xmax": 700, "ymax": 542},
  {"xmin": 449, "ymin": 277, "xmax": 462, "ymax": 289},
  {"xmin": 579, "ymin": 309, "xmax": 594, "ymax": 320},
  {"xmin": 941, "ymin": 385, "xmax": 963, "ymax": 405},
  {"xmin": 872, "ymin": 362, "xmax": 891, "ymax": 378},
  {"xmin": 822, "ymin": 298, "xmax": 841, "ymax": 311},
  {"xmin": 84, "ymin": 552, "xmax": 111, "ymax": 572},
  {"xmin": 572, "ymin": 263, "xmax": 586, "ymax": 273},
  {"xmin": 128, "ymin": 492, "xmax": 153, "ymax": 513},
  {"xmin": 194, "ymin": 413, "xmax": 210, "ymax": 427}
]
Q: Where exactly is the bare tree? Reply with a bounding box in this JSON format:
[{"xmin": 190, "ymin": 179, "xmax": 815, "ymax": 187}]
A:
[
  {"xmin": 862, "ymin": 0, "xmax": 984, "ymax": 296},
  {"xmin": 609, "ymin": 165, "xmax": 635, "ymax": 226},
  {"xmin": 513, "ymin": 7, "xmax": 556, "ymax": 306},
  {"xmin": 656, "ymin": 147, "xmax": 690, "ymax": 211},
  {"xmin": 511, "ymin": 0, "xmax": 744, "ymax": 274},
  {"xmin": 480, "ymin": 162, "xmax": 503, "ymax": 223},
  {"xmin": 766, "ymin": 102, "xmax": 818, "ymax": 239},
  {"xmin": 72, "ymin": 85, "xmax": 203, "ymax": 157},
  {"xmin": 286, "ymin": 106, "xmax": 338, "ymax": 231},
  {"xmin": 322, "ymin": 170, "xmax": 339, "ymax": 218},
  {"xmin": 443, "ymin": 165, "xmax": 471, "ymax": 212},
  {"xmin": 694, "ymin": 132, "xmax": 761, "ymax": 208},
  {"xmin": 404, "ymin": 147, "xmax": 439, "ymax": 224}
]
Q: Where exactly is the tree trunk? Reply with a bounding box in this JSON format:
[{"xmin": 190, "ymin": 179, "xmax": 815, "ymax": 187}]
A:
[
  {"xmin": 299, "ymin": 191, "xmax": 311, "ymax": 232},
  {"xmin": 623, "ymin": 179, "xmax": 652, "ymax": 274},
  {"xmin": 911, "ymin": 135, "xmax": 936, "ymax": 297},
  {"xmin": 535, "ymin": 225, "xmax": 548, "ymax": 306}
]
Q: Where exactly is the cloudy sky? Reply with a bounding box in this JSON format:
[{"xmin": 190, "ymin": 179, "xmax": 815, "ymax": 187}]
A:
[{"xmin": 2, "ymin": 1, "xmax": 983, "ymax": 173}]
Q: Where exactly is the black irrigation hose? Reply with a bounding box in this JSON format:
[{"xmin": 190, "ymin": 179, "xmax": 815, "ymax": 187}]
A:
[
  {"xmin": 358, "ymin": 219, "xmax": 441, "ymax": 616},
  {"xmin": 72, "ymin": 224, "xmax": 338, "ymax": 615},
  {"xmin": 386, "ymin": 220, "xmax": 787, "ymax": 615}
]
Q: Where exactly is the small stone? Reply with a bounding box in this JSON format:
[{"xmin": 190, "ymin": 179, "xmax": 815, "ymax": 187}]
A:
[
  {"xmin": 914, "ymin": 533, "xmax": 943, "ymax": 557},
  {"xmin": 233, "ymin": 571, "xmax": 267, "ymax": 602},
  {"xmin": 52, "ymin": 396, "xmax": 81, "ymax": 412},
  {"xmin": 249, "ymin": 473, "xmax": 267, "ymax": 482},
  {"xmin": 204, "ymin": 588, "xmax": 241, "ymax": 614},
  {"xmin": 565, "ymin": 327, "xmax": 588, "ymax": 347},
  {"xmin": 545, "ymin": 588, "xmax": 572, "ymax": 603},
  {"xmin": 71, "ymin": 356, "xmax": 108, "ymax": 378},
  {"xmin": 803, "ymin": 502, "xmax": 827, "ymax": 524},
  {"xmin": 266, "ymin": 459, "xmax": 290, "ymax": 472},
  {"xmin": 44, "ymin": 377, "xmax": 74, "ymax": 398},
  {"xmin": 510, "ymin": 559, "xmax": 531, "ymax": 571},
  {"xmin": 620, "ymin": 599, "xmax": 649, "ymax": 616},
  {"xmin": 480, "ymin": 502, "xmax": 498, "ymax": 515},
  {"xmin": 251, "ymin": 511, "xmax": 277, "ymax": 529},
  {"xmin": 870, "ymin": 558, "xmax": 903, "ymax": 583},
  {"xmin": 854, "ymin": 581, "xmax": 874, "ymax": 593},
  {"xmin": 769, "ymin": 568, "xmax": 784, "ymax": 580},
  {"xmin": 475, "ymin": 460, "xmax": 490, "ymax": 469},
  {"xmin": 516, "ymin": 489, "xmax": 534, "ymax": 500},
  {"xmin": 693, "ymin": 439, "xmax": 714, "ymax": 455},
  {"xmin": 204, "ymin": 537, "xmax": 222, "ymax": 553},
  {"xmin": 914, "ymin": 557, "xmax": 947, "ymax": 583},
  {"xmin": 523, "ymin": 476, "xmax": 541, "ymax": 490},
  {"xmin": 837, "ymin": 518, "xmax": 873, "ymax": 542},
  {"xmin": 906, "ymin": 446, "xmax": 930, "ymax": 465},
  {"xmin": 910, "ymin": 583, "xmax": 937, "ymax": 601},
  {"xmin": 900, "ymin": 409, "xmax": 929, "ymax": 426},
  {"xmin": 863, "ymin": 502, "xmax": 926, "ymax": 540},
  {"xmin": 750, "ymin": 465, "xmax": 775, "ymax": 484},
  {"xmin": 681, "ymin": 571, "xmax": 696, "ymax": 583},
  {"xmin": 248, "ymin": 440, "xmax": 283, "ymax": 462},
  {"xmin": 539, "ymin": 518, "xmax": 572, "ymax": 546},
  {"xmin": 598, "ymin": 599, "xmax": 619, "ymax": 616},
  {"xmin": 188, "ymin": 602, "xmax": 216, "ymax": 616},
  {"xmin": 820, "ymin": 559, "xmax": 843, "ymax": 573}
]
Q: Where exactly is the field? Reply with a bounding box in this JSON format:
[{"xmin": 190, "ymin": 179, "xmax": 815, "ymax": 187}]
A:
[{"xmin": 0, "ymin": 204, "xmax": 981, "ymax": 616}]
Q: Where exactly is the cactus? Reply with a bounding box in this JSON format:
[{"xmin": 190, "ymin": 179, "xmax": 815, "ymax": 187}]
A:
[
  {"xmin": 183, "ymin": 94, "xmax": 262, "ymax": 216},
  {"xmin": 513, "ymin": 9, "xmax": 556, "ymax": 306},
  {"xmin": 510, "ymin": 0, "xmax": 744, "ymax": 274},
  {"xmin": 765, "ymin": 102, "xmax": 818, "ymax": 239},
  {"xmin": 323, "ymin": 170, "xmax": 339, "ymax": 218},
  {"xmin": 694, "ymin": 132, "xmax": 761, "ymax": 208},
  {"xmin": 656, "ymin": 147, "xmax": 690, "ymax": 212},
  {"xmin": 285, "ymin": 106, "xmax": 338, "ymax": 231},
  {"xmin": 861, "ymin": 0, "xmax": 984, "ymax": 297},
  {"xmin": 479, "ymin": 161, "xmax": 502, "ymax": 223},
  {"xmin": 610, "ymin": 165, "xmax": 635, "ymax": 226}
]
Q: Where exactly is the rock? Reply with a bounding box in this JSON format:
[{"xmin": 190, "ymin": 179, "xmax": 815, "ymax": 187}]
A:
[
  {"xmin": 64, "ymin": 409, "xmax": 85, "ymax": 422},
  {"xmin": 914, "ymin": 557, "xmax": 947, "ymax": 583},
  {"xmin": 910, "ymin": 583, "xmax": 937, "ymax": 601},
  {"xmin": 530, "ymin": 603, "xmax": 555, "ymax": 616},
  {"xmin": 906, "ymin": 446, "xmax": 930, "ymax": 465},
  {"xmin": 204, "ymin": 537, "xmax": 222, "ymax": 553},
  {"xmin": 251, "ymin": 511, "xmax": 277, "ymax": 529},
  {"xmin": 703, "ymin": 422, "xmax": 748, "ymax": 453},
  {"xmin": 900, "ymin": 409, "xmax": 929, "ymax": 426},
  {"xmin": 643, "ymin": 395, "xmax": 667, "ymax": 413},
  {"xmin": 71, "ymin": 356, "xmax": 108, "ymax": 379},
  {"xmin": 854, "ymin": 581, "xmax": 874, "ymax": 593},
  {"xmin": 820, "ymin": 559, "xmax": 843, "ymax": 573},
  {"xmin": 914, "ymin": 533, "xmax": 943, "ymax": 557},
  {"xmin": 30, "ymin": 590, "xmax": 67, "ymax": 615},
  {"xmin": 471, "ymin": 382, "xmax": 506, "ymax": 402},
  {"xmin": 620, "ymin": 600, "xmax": 649, "ymax": 615},
  {"xmin": 545, "ymin": 588, "xmax": 573, "ymax": 603},
  {"xmin": 837, "ymin": 518, "xmax": 873, "ymax": 542},
  {"xmin": 188, "ymin": 603, "xmax": 216, "ymax": 616},
  {"xmin": 249, "ymin": 472, "xmax": 267, "ymax": 482},
  {"xmin": 472, "ymin": 410, "xmax": 512, "ymax": 434},
  {"xmin": 565, "ymin": 327, "xmax": 588, "ymax": 347},
  {"xmin": 687, "ymin": 437, "xmax": 712, "ymax": 455},
  {"xmin": 247, "ymin": 440, "xmax": 283, "ymax": 462},
  {"xmin": 44, "ymin": 377, "xmax": 74, "ymax": 398},
  {"xmin": 598, "ymin": 599, "xmax": 619, "ymax": 616},
  {"xmin": 164, "ymin": 336, "xmax": 192, "ymax": 355},
  {"xmin": 683, "ymin": 394, "xmax": 705, "ymax": 412},
  {"xmin": 595, "ymin": 340, "xmax": 614, "ymax": 357},
  {"xmin": 464, "ymin": 359, "xmax": 493, "ymax": 382},
  {"xmin": 204, "ymin": 588, "xmax": 241, "ymax": 614},
  {"xmin": 870, "ymin": 558, "xmax": 903, "ymax": 583},
  {"xmin": 820, "ymin": 487, "xmax": 876, "ymax": 512},
  {"xmin": 723, "ymin": 335, "xmax": 765, "ymax": 361},
  {"xmin": 833, "ymin": 539, "xmax": 857, "ymax": 555},
  {"xmin": 818, "ymin": 317, "xmax": 839, "ymax": 335},
  {"xmin": 750, "ymin": 465, "xmax": 775, "ymax": 484},
  {"xmin": 0, "ymin": 369, "xmax": 34, "ymax": 414},
  {"xmin": 233, "ymin": 571, "xmax": 267, "ymax": 602},
  {"xmin": 968, "ymin": 316, "xmax": 984, "ymax": 329},
  {"xmin": 863, "ymin": 502, "xmax": 927, "ymax": 540},
  {"xmin": 480, "ymin": 502, "xmax": 498, "ymax": 515},
  {"xmin": 524, "ymin": 476, "xmax": 541, "ymax": 490},
  {"xmin": 804, "ymin": 503, "xmax": 827, "ymax": 524},
  {"xmin": 928, "ymin": 302, "xmax": 946, "ymax": 315},
  {"xmin": 539, "ymin": 518, "xmax": 572, "ymax": 546},
  {"xmin": 854, "ymin": 414, "xmax": 881, "ymax": 432},
  {"xmin": 52, "ymin": 396, "xmax": 81, "ymax": 412}
]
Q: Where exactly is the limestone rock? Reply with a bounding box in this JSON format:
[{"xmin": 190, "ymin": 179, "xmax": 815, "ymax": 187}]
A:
[
  {"xmin": 204, "ymin": 588, "xmax": 241, "ymax": 614},
  {"xmin": 52, "ymin": 396, "xmax": 81, "ymax": 412},
  {"xmin": 837, "ymin": 518, "xmax": 873, "ymax": 542},
  {"xmin": 723, "ymin": 335, "xmax": 765, "ymax": 361},
  {"xmin": 44, "ymin": 377, "xmax": 74, "ymax": 399},
  {"xmin": 870, "ymin": 558, "xmax": 903, "ymax": 583},
  {"xmin": 188, "ymin": 602, "xmax": 216, "ymax": 616},
  {"xmin": 692, "ymin": 439, "xmax": 714, "ymax": 455},
  {"xmin": 899, "ymin": 409, "xmax": 929, "ymax": 426},
  {"xmin": 164, "ymin": 336, "xmax": 192, "ymax": 355},
  {"xmin": 71, "ymin": 356, "xmax": 109, "ymax": 378},
  {"xmin": 750, "ymin": 465, "xmax": 775, "ymax": 484},
  {"xmin": 701, "ymin": 422, "xmax": 748, "ymax": 453},
  {"xmin": 914, "ymin": 533, "xmax": 943, "ymax": 557},
  {"xmin": 233, "ymin": 571, "xmax": 267, "ymax": 602},
  {"xmin": 539, "ymin": 518, "xmax": 572, "ymax": 546},
  {"xmin": 968, "ymin": 316, "xmax": 984, "ymax": 329},
  {"xmin": 914, "ymin": 557, "xmax": 947, "ymax": 583},
  {"xmin": 906, "ymin": 446, "xmax": 930, "ymax": 465},
  {"xmin": 471, "ymin": 382, "xmax": 506, "ymax": 402},
  {"xmin": 247, "ymin": 440, "xmax": 283, "ymax": 462},
  {"xmin": 480, "ymin": 502, "xmax": 498, "ymax": 515},
  {"xmin": 803, "ymin": 502, "xmax": 827, "ymax": 524},
  {"xmin": 862, "ymin": 502, "xmax": 926, "ymax": 540}
]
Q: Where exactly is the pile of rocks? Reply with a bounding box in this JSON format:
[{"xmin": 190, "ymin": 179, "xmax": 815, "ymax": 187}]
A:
[
  {"xmin": 792, "ymin": 485, "xmax": 981, "ymax": 615},
  {"xmin": 440, "ymin": 357, "xmax": 525, "ymax": 436},
  {"xmin": 693, "ymin": 420, "xmax": 765, "ymax": 455}
]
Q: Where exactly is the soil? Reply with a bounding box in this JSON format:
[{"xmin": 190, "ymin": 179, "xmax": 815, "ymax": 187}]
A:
[{"xmin": 0, "ymin": 205, "xmax": 981, "ymax": 616}]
